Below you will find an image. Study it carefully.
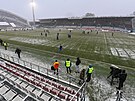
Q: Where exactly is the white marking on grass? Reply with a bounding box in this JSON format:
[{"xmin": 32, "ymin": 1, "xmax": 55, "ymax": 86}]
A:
[
  {"xmin": 77, "ymin": 36, "xmax": 86, "ymax": 50},
  {"xmin": 104, "ymin": 33, "xmax": 107, "ymax": 46},
  {"xmin": 10, "ymin": 37, "xmax": 50, "ymax": 45},
  {"xmin": 124, "ymin": 49, "xmax": 135, "ymax": 59},
  {"xmin": 130, "ymin": 55, "xmax": 135, "ymax": 59},
  {"xmin": 110, "ymin": 48, "xmax": 118, "ymax": 56},
  {"xmin": 103, "ymin": 33, "xmax": 111, "ymax": 55},
  {"xmin": 116, "ymin": 48, "xmax": 129, "ymax": 58},
  {"xmin": 50, "ymin": 41, "xmax": 62, "ymax": 47}
]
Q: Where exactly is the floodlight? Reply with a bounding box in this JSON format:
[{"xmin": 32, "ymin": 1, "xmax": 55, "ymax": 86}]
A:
[
  {"xmin": 30, "ymin": 1, "xmax": 36, "ymax": 7},
  {"xmin": 30, "ymin": 0, "xmax": 36, "ymax": 28}
]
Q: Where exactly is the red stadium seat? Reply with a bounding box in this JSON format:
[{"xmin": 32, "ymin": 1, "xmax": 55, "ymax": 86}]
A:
[
  {"xmin": 43, "ymin": 86, "xmax": 50, "ymax": 92},
  {"xmin": 46, "ymin": 80, "xmax": 52, "ymax": 85},
  {"xmin": 27, "ymin": 72, "xmax": 31, "ymax": 76},
  {"xmin": 52, "ymin": 82, "xmax": 58, "ymax": 88},
  {"xmin": 71, "ymin": 90, "xmax": 80, "ymax": 97},
  {"xmin": 76, "ymin": 93, "xmax": 80, "ymax": 97},
  {"xmin": 34, "ymin": 80, "xmax": 42, "ymax": 87},
  {"xmin": 35, "ymin": 76, "xmax": 40, "ymax": 80},
  {"xmin": 30, "ymin": 80, "xmax": 36, "ymax": 85},
  {"xmin": 50, "ymin": 89, "xmax": 59, "ymax": 95},
  {"xmin": 72, "ymin": 90, "xmax": 76, "ymax": 94},
  {"xmin": 65, "ymin": 87, "xmax": 73, "ymax": 94},
  {"xmin": 15, "ymin": 72, "xmax": 20, "ymax": 77},
  {"xmin": 58, "ymin": 92, "xmax": 67, "ymax": 99},
  {"xmin": 41, "ymin": 78, "xmax": 46, "ymax": 82},
  {"xmin": 24, "ymin": 77, "xmax": 30, "ymax": 82},
  {"xmin": 58, "ymin": 85, "xmax": 65, "ymax": 90},
  {"xmin": 66, "ymin": 95, "xmax": 76, "ymax": 101}
]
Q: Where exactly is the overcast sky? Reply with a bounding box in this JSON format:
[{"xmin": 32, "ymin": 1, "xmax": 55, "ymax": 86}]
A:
[{"xmin": 0, "ymin": 0, "xmax": 135, "ymax": 20}]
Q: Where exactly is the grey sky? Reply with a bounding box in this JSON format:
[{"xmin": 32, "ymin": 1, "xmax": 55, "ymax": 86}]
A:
[{"xmin": 0, "ymin": 0, "xmax": 135, "ymax": 20}]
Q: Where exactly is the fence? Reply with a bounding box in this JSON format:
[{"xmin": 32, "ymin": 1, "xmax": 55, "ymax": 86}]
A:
[{"xmin": 70, "ymin": 82, "xmax": 86, "ymax": 101}]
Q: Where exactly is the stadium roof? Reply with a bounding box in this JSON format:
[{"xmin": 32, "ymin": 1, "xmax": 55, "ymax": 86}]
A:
[{"xmin": 0, "ymin": 9, "xmax": 30, "ymax": 28}]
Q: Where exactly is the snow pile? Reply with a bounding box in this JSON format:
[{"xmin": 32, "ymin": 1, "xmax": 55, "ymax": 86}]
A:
[
  {"xmin": 10, "ymin": 37, "xmax": 50, "ymax": 45},
  {"xmin": 129, "ymin": 32, "xmax": 135, "ymax": 35},
  {"xmin": 87, "ymin": 77, "xmax": 134, "ymax": 101},
  {"xmin": 0, "ymin": 48, "xmax": 48, "ymax": 68}
]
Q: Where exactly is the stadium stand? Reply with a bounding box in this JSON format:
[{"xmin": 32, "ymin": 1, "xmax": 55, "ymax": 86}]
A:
[
  {"xmin": 0, "ymin": 52, "xmax": 86, "ymax": 101},
  {"xmin": 0, "ymin": 9, "xmax": 30, "ymax": 28},
  {"xmin": 39, "ymin": 17, "xmax": 135, "ymax": 30}
]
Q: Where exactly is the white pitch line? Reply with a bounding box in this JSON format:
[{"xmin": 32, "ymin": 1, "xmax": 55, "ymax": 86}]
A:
[{"xmin": 110, "ymin": 48, "xmax": 118, "ymax": 56}]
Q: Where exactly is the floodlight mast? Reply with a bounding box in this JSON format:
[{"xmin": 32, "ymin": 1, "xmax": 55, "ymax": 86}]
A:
[{"xmin": 31, "ymin": 0, "xmax": 36, "ymax": 28}]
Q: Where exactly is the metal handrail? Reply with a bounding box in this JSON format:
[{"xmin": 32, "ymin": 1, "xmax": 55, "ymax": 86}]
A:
[{"xmin": 70, "ymin": 82, "xmax": 86, "ymax": 101}]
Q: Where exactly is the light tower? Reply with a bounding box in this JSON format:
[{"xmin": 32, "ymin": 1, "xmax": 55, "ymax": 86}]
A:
[{"xmin": 31, "ymin": 0, "xmax": 36, "ymax": 28}]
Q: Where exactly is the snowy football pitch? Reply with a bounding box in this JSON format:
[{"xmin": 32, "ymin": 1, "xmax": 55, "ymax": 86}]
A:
[
  {"xmin": 0, "ymin": 28, "xmax": 135, "ymax": 100},
  {"xmin": 2, "ymin": 28, "xmax": 135, "ymax": 68}
]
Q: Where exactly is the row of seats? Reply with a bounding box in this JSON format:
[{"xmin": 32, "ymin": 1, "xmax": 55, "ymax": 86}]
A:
[
  {"xmin": 1, "ymin": 63, "xmax": 79, "ymax": 101},
  {"xmin": 39, "ymin": 17, "xmax": 133, "ymax": 30},
  {"xmin": 6, "ymin": 63, "xmax": 80, "ymax": 94},
  {"xmin": 0, "ymin": 72, "xmax": 28, "ymax": 101},
  {"xmin": 12, "ymin": 63, "xmax": 79, "ymax": 100},
  {"xmin": 8, "ymin": 78, "xmax": 44, "ymax": 101},
  {"xmin": 0, "ymin": 66, "xmax": 51, "ymax": 101},
  {"xmin": 0, "ymin": 70, "xmax": 77, "ymax": 101}
]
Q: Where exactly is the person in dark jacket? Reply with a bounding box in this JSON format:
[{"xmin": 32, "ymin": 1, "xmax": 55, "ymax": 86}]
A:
[
  {"xmin": 78, "ymin": 69, "xmax": 86, "ymax": 85},
  {"xmin": 75, "ymin": 57, "xmax": 81, "ymax": 73},
  {"xmin": 107, "ymin": 65, "xmax": 122, "ymax": 85},
  {"xmin": 116, "ymin": 70, "xmax": 127, "ymax": 90},
  {"xmin": 0, "ymin": 39, "xmax": 3, "ymax": 46},
  {"xmin": 58, "ymin": 44, "xmax": 62, "ymax": 52},
  {"xmin": 112, "ymin": 32, "xmax": 114, "ymax": 36},
  {"xmin": 45, "ymin": 33, "xmax": 47, "ymax": 37},
  {"xmin": 107, "ymin": 66, "xmax": 115, "ymax": 78},
  {"xmin": 15, "ymin": 48, "xmax": 21, "ymax": 58},
  {"xmin": 56, "ymin": 33, "xmax": 59, "ymax": 40},
  {"xmin": 110, "ymin": 67, "xmax": 122, "ymax": 85}
]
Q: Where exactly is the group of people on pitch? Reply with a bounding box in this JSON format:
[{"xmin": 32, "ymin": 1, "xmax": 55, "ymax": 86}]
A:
[
  {"xmin": 51, "ymin": 59, "xmax": 127, "ymax": 89},
  {"xmin": 107, "ymin": 65, "xmax": 127, "ymax": 90},
  {"xmin": 51, "ymin": 57, "xmax": 94, "ymax": 85}
]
